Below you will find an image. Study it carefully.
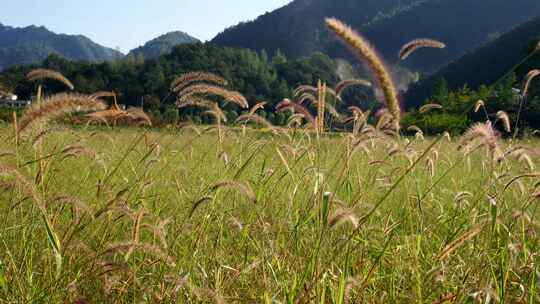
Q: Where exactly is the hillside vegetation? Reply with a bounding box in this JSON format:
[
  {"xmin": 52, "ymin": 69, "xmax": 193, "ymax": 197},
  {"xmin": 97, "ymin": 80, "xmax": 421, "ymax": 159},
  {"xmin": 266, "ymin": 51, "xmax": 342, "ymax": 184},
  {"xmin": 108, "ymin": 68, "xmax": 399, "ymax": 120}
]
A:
[
  {"xmin": 406, "ymin": 16, "xmax": 540, "ymax": 106},
  {"xmin": 213, "ymin": 0, "xmax": 540, "ymax": 71},
  {"xmin": 0, "ymin": 43, "xmax": 374, "ymax": 126}
]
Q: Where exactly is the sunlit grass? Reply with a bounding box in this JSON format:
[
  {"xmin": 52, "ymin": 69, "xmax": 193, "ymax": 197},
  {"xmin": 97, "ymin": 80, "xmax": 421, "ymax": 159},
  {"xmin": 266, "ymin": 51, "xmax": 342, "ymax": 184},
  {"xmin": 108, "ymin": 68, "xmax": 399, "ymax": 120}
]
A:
[{"xmin": 0, "ymin": 123, "xmax": 539, "ymax": 303}]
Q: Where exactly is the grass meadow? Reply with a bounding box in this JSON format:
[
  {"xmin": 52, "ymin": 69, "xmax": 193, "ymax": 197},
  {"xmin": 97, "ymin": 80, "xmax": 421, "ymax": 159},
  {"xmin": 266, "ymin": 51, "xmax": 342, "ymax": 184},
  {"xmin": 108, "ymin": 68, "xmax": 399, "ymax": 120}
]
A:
[
  {"xmin": 0, "ymin": 122, "xmax": 539, "ymax": 303},
  {"xmin": 0, "ymin": 16, "xmax": 539, "ymax": 304}
]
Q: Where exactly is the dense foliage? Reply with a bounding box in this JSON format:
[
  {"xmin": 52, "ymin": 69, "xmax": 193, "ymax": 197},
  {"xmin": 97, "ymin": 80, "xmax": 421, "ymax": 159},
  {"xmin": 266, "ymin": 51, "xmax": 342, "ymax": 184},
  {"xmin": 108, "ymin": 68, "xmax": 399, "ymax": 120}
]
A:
[
  {"xmin": 212, "ymin": 0, "xmax": 540, "ymax": 72},
  {"xmin": 403, "ymin": 17, "xmax": 540, "ymax": 135},
  {"xmin": 0, "ymin": 43, "xmax": 375, "ymax": 126},
  {"xmin": 0, "ymin": 23, "xmax": 123, "ymax": 70},
  {"xmin": 402, "ymin": 75, "xmax": 540, "ymax": 134}
]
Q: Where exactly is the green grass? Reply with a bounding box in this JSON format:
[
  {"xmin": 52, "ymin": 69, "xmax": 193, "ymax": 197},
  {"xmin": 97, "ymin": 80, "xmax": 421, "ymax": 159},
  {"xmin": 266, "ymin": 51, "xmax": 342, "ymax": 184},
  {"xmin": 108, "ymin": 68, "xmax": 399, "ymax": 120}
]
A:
[{"xmin": 0, "ymin": 123, "xmax": 539, "ymax": 303}]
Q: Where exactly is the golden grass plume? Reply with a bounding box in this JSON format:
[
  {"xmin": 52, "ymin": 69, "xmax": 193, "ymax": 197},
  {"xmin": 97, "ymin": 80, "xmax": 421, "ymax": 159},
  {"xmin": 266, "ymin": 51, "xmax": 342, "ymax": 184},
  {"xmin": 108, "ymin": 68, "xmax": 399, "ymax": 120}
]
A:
[
  {"xmin": 407, "ymin": 125, "xmax": 423, "ymax": 134},
  {"xmin": 125, "ymin": 107, "xmax": 152, "ymax": 126},
  {"xmin": 459, "ymin": 121, "xmax": 503, "ymax": 162},
  {"xmin": 399, "ymin": 39, "xmax": 446, "ymax": 60},
  {"xmin": 177, "ymin": 84, "xmax": 248, "ymax": 109},
  {"xmin": 90, "ymin": 91, "xmax": 117, "ymax": 99},
  {"xmin": 328, "ymin": 208, "xmax": 359, "ymax": 229},
  {"xmin": 85, "ymin": 109, "xmax": 124, "ymax": 124},
  {"xmin": 0, "ymin": 164, "xmax": 46, "ymax": 213},
  {"xmin": 248, "ymin": 101, "xmax": 267, "ymax": 115},
  {"xmin": 522, "ymin": 69, "xmax": 540, "ymax": 97},
  {"xmin": 335, "ymin": 78, "xmax": 372, "ymax": 97},
  {"xmin": 293, "ymin": 85, "xmax": 340, "ymax": 101},
  {"xmin": 437, "ymin": 226, "xmax": 482, "ymax": 261},
  {"xmin": 325, "ymin": 18, "xmax": 400, "ymax": 129},
  {"xmin": 210, "ymin": 180, "xmax": 256, "ymax": 203},
  {"xmin": 297, "ymin": 93, "xmax": 318, "ymax": 106},
  {"xmin": 170, "ymin": 72, "xmax": 228, "ymax": 92},
  {"xmin": 474, "ymin": 100, "xmax": 485, "ymax": 113},
  {"xmin": 27, "ymin": 68, "xmax": 74, "ymax": 90},
  {"xmin": 276, "ymin": 99, "xmax": 316, "ymax": 128},
  {"xmin": 419, "ymin": 103, "xmax": 443, "ymax": 114},
  {"xmin": 18, "ymin": 93, "xmax": 107, "ymax": 134},
  {"xmin": 203, "ymin": 107, "xmax": 227, "ymax": 124},
  {"xmin": 104, "ymin": 241, "xmax": 176, "ymax": 266},
  {"xmin": 177, "ymin": 96, "xmax": 215, "ymax": 109},
  {"xmin": 496, "ymin": 111, "xmax": 511, "ymax": 132},
  {"xmin": 236, "ymin": 114, "xmax": 275, "ymax": 130}
]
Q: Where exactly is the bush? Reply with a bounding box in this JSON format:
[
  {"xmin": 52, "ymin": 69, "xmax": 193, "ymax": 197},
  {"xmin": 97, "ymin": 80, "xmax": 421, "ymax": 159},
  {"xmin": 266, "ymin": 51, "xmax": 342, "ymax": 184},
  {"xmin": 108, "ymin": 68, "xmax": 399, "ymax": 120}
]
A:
[
  {"xmin": 402, "ymin": 112, "xmax": 469, "ymax": 135},
  {"xmin": 225, "ymin": 110, "xmax": 238, "ymax": 124},
  {"xmin": 0, "ymin": 107, "xmax": 23, "ymax": 123}
]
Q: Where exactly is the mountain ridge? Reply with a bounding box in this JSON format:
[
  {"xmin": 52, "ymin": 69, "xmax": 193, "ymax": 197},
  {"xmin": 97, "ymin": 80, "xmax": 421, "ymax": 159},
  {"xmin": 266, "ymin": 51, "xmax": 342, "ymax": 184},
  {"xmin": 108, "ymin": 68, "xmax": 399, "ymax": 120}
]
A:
[
  {"xmin": 404, "ymin": 15, "xmax": 540, "ymax": 108},
  {"xmin": 128, "ymin": 31, "xmax": 199, "ymax": 59},
  {"xmin": 212, "ymin": 0, "xmax": 540, "ymax": 72},
  {"xmin": 0, "ymin": 23, "xmax": 123, "ymax": 69}
]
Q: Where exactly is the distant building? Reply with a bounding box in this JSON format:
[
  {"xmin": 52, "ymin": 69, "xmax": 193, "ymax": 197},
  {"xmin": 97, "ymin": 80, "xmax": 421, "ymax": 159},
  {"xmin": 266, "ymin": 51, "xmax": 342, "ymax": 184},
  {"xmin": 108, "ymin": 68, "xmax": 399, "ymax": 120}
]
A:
[{"xmin": 0, "ymin": 95, "xmax": 31, "ymax": 108}]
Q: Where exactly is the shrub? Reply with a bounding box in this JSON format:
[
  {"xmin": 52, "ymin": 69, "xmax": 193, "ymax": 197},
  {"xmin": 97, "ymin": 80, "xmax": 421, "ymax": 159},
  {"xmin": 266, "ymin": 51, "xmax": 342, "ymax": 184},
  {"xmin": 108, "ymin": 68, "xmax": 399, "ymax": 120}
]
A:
[
  {"xmin": 403, "ymin": 112, "xmax": 469, "ymax": 134},
  {"xmin": 162, "ymin": 105, "xmax": 179, "ymax": 124}
]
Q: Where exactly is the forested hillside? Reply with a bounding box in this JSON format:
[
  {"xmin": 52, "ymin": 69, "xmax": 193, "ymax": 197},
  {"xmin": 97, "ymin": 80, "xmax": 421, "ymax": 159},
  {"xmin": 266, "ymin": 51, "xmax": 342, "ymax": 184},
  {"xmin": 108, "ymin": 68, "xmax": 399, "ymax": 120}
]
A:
[
  {"xmin": 212, "ymin": 0, "xmax": 540, "ymax": 72},
  {"xmin": 0, "ymin": 42, "xmax": 373, "ymax": 124},
  {"xmin": 405, "ymin": 16, "xmax": 540, "ymax": 107},
  {"xmin": 398, "ymin": 16, "xmax": 540, "ymax": 135}
]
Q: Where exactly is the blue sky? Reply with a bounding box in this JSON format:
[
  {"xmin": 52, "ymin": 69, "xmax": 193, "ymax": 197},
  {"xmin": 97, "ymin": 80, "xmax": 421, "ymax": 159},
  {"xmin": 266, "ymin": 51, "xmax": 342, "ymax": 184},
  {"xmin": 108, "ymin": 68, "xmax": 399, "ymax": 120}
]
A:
[{"xmin": 2, "ymin": 0, "xmax": 292, "ymax": 53}]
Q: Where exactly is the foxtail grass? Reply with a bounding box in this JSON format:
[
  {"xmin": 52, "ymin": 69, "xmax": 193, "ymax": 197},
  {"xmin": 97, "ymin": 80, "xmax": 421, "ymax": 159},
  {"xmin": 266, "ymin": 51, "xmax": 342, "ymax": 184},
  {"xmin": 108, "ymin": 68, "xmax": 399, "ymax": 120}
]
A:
[
  {"xmin": 176, "ymin": 84, "xmax": 248, "ymax": 109},
  {"xmin": 399, "ymin": 38, "xmax": 446, "ymax": 60},
  {"xmin": 170, "ymin": 72, "xmax": 228, "ymax": 93},
  {"xmin": 335, "ymin": 78, "xmax": 372, "ymax": 98},
  {"xmin": 236, "ymin": 114, "xmax": 275, "ymax": 130},
  {"xmin": 496, "ymin": 111, "xmax": 511, "ymax": 132},
  {"xmin": 248, "ymin": 101, "xmax": 267, "ymax": 115},
  {"xmin": 325, "ymin": 18, "xmax": 401, "ymax": 130},
  {"xmin": 419, "ymin": 103, "xmax": 443, "ymax": 114},
  {"xmin": 522, "ymin": 69, "xmax": 540, "ymax": 97},
  {"xmin": 18, "ymin": 93, "xmax": 106, "ymax": 134},
  {"xmin": 27, "ymin": 68, "xmax": 74, "ymax": 90}
]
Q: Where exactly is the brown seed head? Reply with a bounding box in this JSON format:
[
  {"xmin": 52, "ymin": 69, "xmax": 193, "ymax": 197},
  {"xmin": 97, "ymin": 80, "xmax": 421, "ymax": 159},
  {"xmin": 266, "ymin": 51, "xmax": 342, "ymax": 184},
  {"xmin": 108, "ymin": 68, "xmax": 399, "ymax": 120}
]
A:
[
  {"xmin": 27, "ymin": 68, "xmax": 74, "ymax": 90},
  {"xmin": 325, "ymin": 18, "xmax": 400, "ymax": 129},
  {"xmin": 399, "ymin": 39, "xmax": 446, "ymax": 60}
]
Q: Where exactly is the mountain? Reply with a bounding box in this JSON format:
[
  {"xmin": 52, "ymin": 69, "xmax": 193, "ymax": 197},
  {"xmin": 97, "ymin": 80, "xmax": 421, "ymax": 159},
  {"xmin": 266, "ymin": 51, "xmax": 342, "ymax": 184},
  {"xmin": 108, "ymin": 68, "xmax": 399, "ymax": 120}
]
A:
[
  {"xmin": 0, "ymin": 23, "xmax": 123, "ymax": 70},
  {"xmin": 128, "ymin": 31, "xmax": 199, "ymax": 59},
  {"xmin": 405, "ymin": 16, "xmax": 540, "ymax": 108},
  {"xmin": 212, "ymin": 0, "xmax": 540, "ymax": 72}
]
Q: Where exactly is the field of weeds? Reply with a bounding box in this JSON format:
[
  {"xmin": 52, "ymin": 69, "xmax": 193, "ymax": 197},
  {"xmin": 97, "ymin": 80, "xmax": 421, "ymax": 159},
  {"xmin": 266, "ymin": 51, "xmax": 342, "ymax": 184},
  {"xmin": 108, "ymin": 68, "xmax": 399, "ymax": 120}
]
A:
[
  {"xmin": 0, "ymin": 16, "xmax": 539, "ymax": 303},
  {"xmin": 0, "ymin": 123, "xmax": 539, "ymax": 303}
]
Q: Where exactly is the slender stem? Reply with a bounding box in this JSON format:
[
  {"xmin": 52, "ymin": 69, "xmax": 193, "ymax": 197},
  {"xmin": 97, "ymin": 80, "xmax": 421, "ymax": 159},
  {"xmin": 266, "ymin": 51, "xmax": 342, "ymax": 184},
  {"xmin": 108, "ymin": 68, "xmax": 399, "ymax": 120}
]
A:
[
  {"xmin": 12, "ymin": 111, "xmax": 19, "ymax": 167},
  {"xmin": 36, "ymin": 84, "xmax": 45, "ymax": 186},
  {"xmin": 513, "ymin": 95, "xmax": 526, "ymax": 139},
  {"xmin": 482, "ymin": 104, "xmax": 490, "ymax": 122}
]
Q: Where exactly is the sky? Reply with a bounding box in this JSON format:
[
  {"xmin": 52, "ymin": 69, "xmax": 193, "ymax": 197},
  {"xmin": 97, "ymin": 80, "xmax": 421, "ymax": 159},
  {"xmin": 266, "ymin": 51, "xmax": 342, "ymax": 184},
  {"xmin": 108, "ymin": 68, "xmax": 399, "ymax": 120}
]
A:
[{"xmin": 2, "ymin": 0, "xmax": 292, "ymax": 54}]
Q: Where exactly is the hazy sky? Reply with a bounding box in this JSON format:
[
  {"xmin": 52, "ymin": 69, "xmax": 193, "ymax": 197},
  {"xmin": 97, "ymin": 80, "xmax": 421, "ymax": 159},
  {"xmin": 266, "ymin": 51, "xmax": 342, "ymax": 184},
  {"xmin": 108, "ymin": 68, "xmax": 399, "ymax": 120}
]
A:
[{"xmin": 2, "ymin": 0, "xmax": 292, "ymax": 53}]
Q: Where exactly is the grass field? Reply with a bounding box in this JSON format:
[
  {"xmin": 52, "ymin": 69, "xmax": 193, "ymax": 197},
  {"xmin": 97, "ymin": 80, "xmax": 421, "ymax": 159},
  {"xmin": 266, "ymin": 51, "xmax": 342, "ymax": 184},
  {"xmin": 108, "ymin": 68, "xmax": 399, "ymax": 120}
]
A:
[{"xmin": 0, "ymin": 122, "xmax": 539, "ymax": 303}]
